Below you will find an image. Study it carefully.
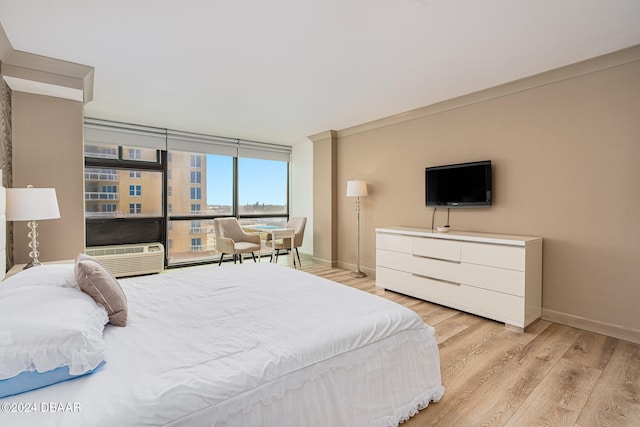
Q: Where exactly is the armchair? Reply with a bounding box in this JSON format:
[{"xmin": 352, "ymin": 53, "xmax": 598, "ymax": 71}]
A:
[{"xmin": 213, "ymin": 218, "xmax": 261, "ymax": 265}]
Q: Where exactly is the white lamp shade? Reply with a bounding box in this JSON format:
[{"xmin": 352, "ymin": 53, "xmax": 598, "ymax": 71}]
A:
[
  {"xmin": 346, "ymin": 180, "xmax": 368, "ymax": 197},
  {"xmin": 6, "ymin": 187, "xmax": 61, "ymax": 221}
]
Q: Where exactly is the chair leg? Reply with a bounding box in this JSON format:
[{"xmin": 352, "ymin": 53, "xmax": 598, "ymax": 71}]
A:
[
  {"xmin": 295, "ymin": 248, "xmax": 302, "ymax": 267},
  {"xmin": 218, "ymin": 254, "xmax": 225, "ymax": 266},
  {"xmin": 234, "ymin": 254, "xmax": 237, "ymax": 264},
  {"xmin": 251, "ymin": 252, "xmax": 256, "ymax": 262},
  {"xmin": 275, "ymin": 249, "xmax": 280, "ymax": 263},
  {"xmin": 239, "ymin": 253, "xmax": 243, "ymax": 264}
]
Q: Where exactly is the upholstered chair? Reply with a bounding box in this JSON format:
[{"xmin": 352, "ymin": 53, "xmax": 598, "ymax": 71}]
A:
[{"xmin": 213, "ymin": 218, "xmax": 262, "ymax": 265}]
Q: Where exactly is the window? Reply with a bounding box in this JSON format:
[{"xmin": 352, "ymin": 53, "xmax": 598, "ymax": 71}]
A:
[
  {"xmin": 85, "ymin": 168, "xmax": 162, "ymax": 218},
  {"xmin": 166, "ymin": 150, "xmax": 289, "ymax": 265},
  {"xmin": 84, "ymin": 119, "xmax": 291, "ymax": 267},
  {"xmin": 191, "ymin": 237, "xmax": 202, "ymax": 252},
  {"xmin": 168, "ymin": 152, "xmax": 233, "ymax": 217},
  {"xmin": 166, "ymin": 150, "xmax": 233, "ymax": 264},
  {"xmin": 167, "ymin": 220, "xmax": 216, "ymax": 264},
  {"xmin": 84, "ymin": 120, "xmax": 166, "ymax": 248},
  {"xmin": 190, "ymin": 187, "xmax": 202, "ymax": 200},
  {"xmin": 190, "ymin": 155, "xmax": 202, "ymax": 168},
  {"xmin": 84, "ymin": 144, "xmax": 117, "ymax": 159},
  {"xmin": 238, "ymin": 158, "xmax": 288, "ymax": 215},
  {"xmin": 128, "ymin": 148, "xmax": 141, "ymax": 160}
]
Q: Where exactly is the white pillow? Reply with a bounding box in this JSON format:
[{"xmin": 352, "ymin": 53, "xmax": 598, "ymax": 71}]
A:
[
  {"xmin": 0, "ymin": 264, "xmax": 78, "ymax": 291},
  {"xmin": 0, "ymin": 285, "xmax": 108, "ymax": 380}
]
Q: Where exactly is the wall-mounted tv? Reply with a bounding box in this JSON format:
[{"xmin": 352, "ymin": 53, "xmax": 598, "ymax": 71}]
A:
[{"xmin": 425, "ymin": 160, "xmax": 492, "ymax": 208}]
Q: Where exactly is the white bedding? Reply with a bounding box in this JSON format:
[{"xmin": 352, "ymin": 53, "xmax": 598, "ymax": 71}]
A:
[{"xmin": 2, "ymin": 263, "xmax": 443, "ymax": 426}]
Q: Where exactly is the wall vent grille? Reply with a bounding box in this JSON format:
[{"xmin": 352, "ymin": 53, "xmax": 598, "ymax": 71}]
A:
[{"xmin": 85, "ymin": 243, "xmax": 164, "ymax": 277}]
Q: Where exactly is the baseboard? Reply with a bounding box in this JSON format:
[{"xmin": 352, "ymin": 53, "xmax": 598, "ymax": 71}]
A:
[
  {"xmin": 542, "ymin": 308, "xmax": 640, "ymax": 344},
  {"xmin": 310, "ymin": 256, "xmax": 338, "ymax": 268},
  {"xmin": 296, "ymin": 252, "xmax": 313, "ymax": 261}
]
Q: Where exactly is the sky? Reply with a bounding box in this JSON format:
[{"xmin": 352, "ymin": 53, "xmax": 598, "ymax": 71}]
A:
[{"xmin": 206, "ymin": 155, "xmax": 288, "ymax": 206}]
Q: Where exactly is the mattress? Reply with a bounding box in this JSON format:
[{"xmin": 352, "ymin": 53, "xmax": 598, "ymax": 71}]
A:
[{"xmin": 1, "ymin": 262, "xmax": 443, "ymax": 426}]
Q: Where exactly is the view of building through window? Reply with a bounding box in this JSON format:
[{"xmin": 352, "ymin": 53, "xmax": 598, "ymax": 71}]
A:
[
  {"xmin": 84, "ymin": 167, "xmax": 163, "ymax": 217},
  {"xmin": 84, "ymin": 143, "xmax": 289, "ymax": 266}
]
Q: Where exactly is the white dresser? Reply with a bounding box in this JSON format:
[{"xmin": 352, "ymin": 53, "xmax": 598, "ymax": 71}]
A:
[{"xmin": 376, "ymin": 227, "xmax": 543, "ymax": 330}]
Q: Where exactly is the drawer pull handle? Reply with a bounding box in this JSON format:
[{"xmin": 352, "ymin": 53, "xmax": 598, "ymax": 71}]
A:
[
  {"xmin": 412, "ymin": 254, "xmax": 461, "ymax": 264},
  {"xmin": 411, "ymin": 273, "xmax": 461, "ymax": 286}
]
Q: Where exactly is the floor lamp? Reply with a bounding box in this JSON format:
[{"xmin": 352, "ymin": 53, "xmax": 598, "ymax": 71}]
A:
[
  {"xmin": 346, "ymin": 180, "xmax": 368, "ymax": 278},
  {"xmin": 6, "ymin": 186, "xmax": 61, "ymax": 269}
]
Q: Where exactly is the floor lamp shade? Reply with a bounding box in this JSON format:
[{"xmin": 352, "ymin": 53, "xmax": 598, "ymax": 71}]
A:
[
  {"xmin": 346, "ymin": 180, "xmax": 368, "ymax": 198},
  {"xmin": 6, "ymin": 187, "xmax": 61, "ymax": 268}
]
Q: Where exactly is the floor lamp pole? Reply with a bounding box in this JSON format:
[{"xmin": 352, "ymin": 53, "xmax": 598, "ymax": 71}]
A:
[{"xmin": 351, "ymin": 196, "xmax": 366, "ymax": 278}]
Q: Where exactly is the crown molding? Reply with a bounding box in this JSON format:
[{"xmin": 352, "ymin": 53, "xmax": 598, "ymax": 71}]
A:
[
  {"xmin": 337, "ymin": 44, "xmax": 640, "ymax": 138},
  {"xmin": 0, "ymin": 23, "xmax": 94, "ymax": 104},
  {"xmin": 307, "ymin": 130, "xmax": 337, "ymax": 143}
]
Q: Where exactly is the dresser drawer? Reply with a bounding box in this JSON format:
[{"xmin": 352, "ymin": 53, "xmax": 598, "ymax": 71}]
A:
[
  {"xmin": 377, "ymin": 266, "xmax": 525, "ymax": 326},
  {"xmin": 376, "ymin": 249, "xmax": 413, "ymax": 271},
  {"xmin": 459, "ymin": 263, "xmax": 525, "ymax": 297},
  {"xmin": 410, "ymin": 255, "xmax": 461, "ymax": 282},
  {"xmin": 461, "ymin": 242, "xmax": 525, "ymax": 271},
  {"xmin": 408, "ymin": 255, "xmax": 524, "ymax": 297},
  {"xmin": 409, "ymin": 274, "xmax": 525, "ymax": 326},
  {"xmin": 376, "ymin": 233, "xmax": 412, "ymax": 253},
  {"xmin": 376, "ymin": 266, "xmax": 411, "ymax": 292},
  {"xmin": 412, "ymin": 237, "xmax": 461, "ymax": 262}
]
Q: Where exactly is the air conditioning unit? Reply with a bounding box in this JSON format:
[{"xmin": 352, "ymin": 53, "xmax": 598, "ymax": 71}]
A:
[{"xmin": 85, "ymin": 243, "xmax": 165, "ymax": 278}]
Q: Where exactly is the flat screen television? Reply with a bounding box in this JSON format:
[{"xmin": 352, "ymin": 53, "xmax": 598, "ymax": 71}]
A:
[{"xmin": 425, "ymin": 160, "xmax": 492, "ymax": 208}]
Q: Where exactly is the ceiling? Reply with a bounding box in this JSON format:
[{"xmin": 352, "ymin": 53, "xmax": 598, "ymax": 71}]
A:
[{"xmin": 1, "ymin": 0, "xmax": 639, "ymax": 146}]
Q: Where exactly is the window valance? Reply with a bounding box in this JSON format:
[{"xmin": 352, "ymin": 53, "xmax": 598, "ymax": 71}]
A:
[{"xmin": 84, "ymin": 119, "xmax": 292, "ymax": 161}]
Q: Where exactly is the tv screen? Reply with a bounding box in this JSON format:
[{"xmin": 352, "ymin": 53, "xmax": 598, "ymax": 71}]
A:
[{"xmin": 425, "ymin": 160, "xmax": 492, "ymax": 208}]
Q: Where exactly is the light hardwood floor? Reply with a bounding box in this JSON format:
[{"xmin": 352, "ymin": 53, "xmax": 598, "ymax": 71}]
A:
[{"xmin": 294, "ymin": 260, "xmax": 640, "ymax": 427}]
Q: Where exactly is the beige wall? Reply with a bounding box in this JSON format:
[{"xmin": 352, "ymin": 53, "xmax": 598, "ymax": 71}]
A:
[
  {"xmin": 317, "ymin": 46, "xmax": 640, "ymax": 342},
  {"xmin": 12, "ymin": 91, "xmax": 85, "ymax": 263}
]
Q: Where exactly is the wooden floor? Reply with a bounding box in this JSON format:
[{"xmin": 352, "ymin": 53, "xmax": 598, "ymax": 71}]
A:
[{"xmin": 294, "ymin": 259, "xmax": 640, "ymax": 427}]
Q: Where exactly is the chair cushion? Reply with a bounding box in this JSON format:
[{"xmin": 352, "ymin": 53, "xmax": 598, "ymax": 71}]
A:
[{"xmin": 234, "ymin": 242, "xmax": 261, "ymax": 253}]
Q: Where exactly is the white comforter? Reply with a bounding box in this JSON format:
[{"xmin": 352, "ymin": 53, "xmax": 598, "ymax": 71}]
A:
[{"xmin": 2, "ymin": 263, "xmax": 443, "ymax": 426}]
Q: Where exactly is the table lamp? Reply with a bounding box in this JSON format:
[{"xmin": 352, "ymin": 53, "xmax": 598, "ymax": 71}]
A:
[{"xmin": 6, "ymin": 185, "xmax": 61, "ymax": 269}]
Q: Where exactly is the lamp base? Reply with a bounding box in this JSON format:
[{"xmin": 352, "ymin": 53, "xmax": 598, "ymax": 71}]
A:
[
  {"xmin": 349, "ymin": 270, "xmax": 367, "ymax": 278},
  {"xmin": 23, "ymin": 260, "xmax": 43, "ymax": 270}
]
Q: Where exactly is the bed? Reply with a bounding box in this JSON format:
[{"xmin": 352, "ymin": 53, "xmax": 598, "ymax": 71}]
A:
[{"xmin": 1, "ymin": 194, "xmax": 443, "ymax": 427}]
